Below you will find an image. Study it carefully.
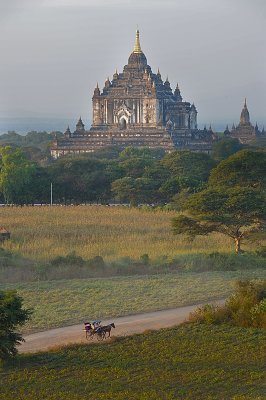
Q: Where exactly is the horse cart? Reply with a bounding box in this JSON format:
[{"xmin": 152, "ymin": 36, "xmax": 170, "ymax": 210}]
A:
[{"xmin": 83, "ymin": 320, "xmax": 115, "ymax": 341}]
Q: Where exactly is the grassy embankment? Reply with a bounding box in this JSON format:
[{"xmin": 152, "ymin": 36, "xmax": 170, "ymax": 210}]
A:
[
  {"xmin": 1, "ymin": 270, "xmax": 266, "ymax": 333},
  {"xmin": 1, "ymin": 324, "xmax": 265, "ymax": 400}
]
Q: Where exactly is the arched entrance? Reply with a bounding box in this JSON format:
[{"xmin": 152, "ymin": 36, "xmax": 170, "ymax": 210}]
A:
[{"xmin": 119, "ymin": 118, "xmax": 127, "ymax": 130}]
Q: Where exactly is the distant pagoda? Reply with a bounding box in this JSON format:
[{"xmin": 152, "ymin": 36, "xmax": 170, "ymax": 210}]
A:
[
  {"xmin": 51, "ymin": 31, "xmax": 217, "ymax": 158},
  {"xmin": 224, "ymin": 99, "xmax": 265, "ymax": 143}
]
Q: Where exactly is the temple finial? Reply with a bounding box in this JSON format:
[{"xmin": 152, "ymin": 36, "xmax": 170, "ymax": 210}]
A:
[
  {"xmin": 133, "ymin": 29, "xmax": 142, "ymax": 53},
  {"xmin": 244, "ymin": 97, "xmax": 247, "ymax": 107}
]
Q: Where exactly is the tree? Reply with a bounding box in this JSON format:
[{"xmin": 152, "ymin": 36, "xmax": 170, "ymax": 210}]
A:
[
  {"xmin": 119, "ymin": 157, "xmax": 154, "ymax": 178},
  {"xmin": 209, "ymin": 150, "xmax": 266, "ymax": 190},
  {"xmin": 0, "ymin": 290, "xmax": 31, "ymax": 361},
  {"xmin": 0, "ymin": 146, "xmax": 37, "ymax": 204},
  {"xmin": 111, "ymin": 177, "xmax": 138, "ymax": 205},
  {"xmin": 48, "ymin": 157, "xmax": 111, "ymax": 203},
  {"xmin": 162, "ymin": 150, "xmax": 216, "ymax": 183},
  {"xmin": 172, "ymin": 187, "xmax": 266, "ymax": 254}
]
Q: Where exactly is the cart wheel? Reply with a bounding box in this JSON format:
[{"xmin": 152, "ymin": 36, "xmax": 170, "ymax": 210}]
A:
[{"xmin": 86, "ymin": 331, "xmax": 93, "ymax": 341}]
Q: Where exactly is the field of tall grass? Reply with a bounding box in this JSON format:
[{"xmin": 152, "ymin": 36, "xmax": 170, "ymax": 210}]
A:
[
  {"xmin": 2, "ymin": 324, "xmax": 265, "ymax": 399},
  {"xmin": 0, "ymin": 205, "xmax": 257, "ymax": 262}
]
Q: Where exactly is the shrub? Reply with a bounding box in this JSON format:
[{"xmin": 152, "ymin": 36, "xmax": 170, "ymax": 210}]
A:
[
  {"xmin": 140, "ymin": 253, "xmax": 150, "ymax": 265},
  {"xmin": 87, "ymin": 255, "xmax": 105, "ymax": 269},
  {"xmin": 226, "ymin": 280, "xmax": 266, "ymax": 327},
  {"xmin": 256, "ymin": 247, "xmax": 266, "ymax": 258},
  {"xmin": 189, "ymin": 304, "xmax": 230, "ymax": 325},
  {"xmin": 189, "ymin": 280, "xmax": 266, "ymax": 329},
  {"xmin": 251, "ymin": 299, "xmax": 266, "ymax": 328},
  {"xmin": 50, "ymin": 251, "xmax": 85, "ymax": 267}
]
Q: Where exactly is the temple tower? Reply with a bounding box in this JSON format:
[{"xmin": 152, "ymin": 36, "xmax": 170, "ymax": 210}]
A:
[{"xmin": 240, "ymin": 98, "xmax": 251, "ymax": 126}]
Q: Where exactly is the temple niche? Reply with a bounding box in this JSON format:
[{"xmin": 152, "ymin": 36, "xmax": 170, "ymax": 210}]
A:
[{"xmin": 51, "ymin": 31, "xmax": 216, "ymax": 159}]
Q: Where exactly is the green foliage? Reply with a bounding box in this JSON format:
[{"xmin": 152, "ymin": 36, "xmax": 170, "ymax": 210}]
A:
[
  {"xmin": 49, "ymin": 157, "xmax": 111, "ymax": 203},
  {"xmin": 140, "ymin": 253, "xmax": 150, "ymax": 265},
  {"xmin": 119, "ymin": 146, "xmax": 165, "ymax": 160},
  {"xmin": 120, "ymin": 157, "xmax": 154, "ymax": 178},
  {"xmin": 226, "ymin": 280, "xmax": 266, "ymax": 328},
  {"xmin": 256, "ymin": 246, "xmax": 266, "ymax": 258},
  {"xmin": 89, "ymin": 146, "xmax": 121, "ymax": 160},
  {"xmin": 189, "ymin": 280, "xmax": 266, "ymax": 329},
  {"xmin": 209, "ymin": 149, "xmax": 266, "ymax": 190},
  {"xmin": 172, "ymin": 215, "xmax": 213, "ymax": 237},
  {"xmin": 251, "ymin": 298, "xmax": 266, "ymax": 327},
  {"xmin": 0, "ymin": 130, "xmax": 61, "ymax": 164},
  {"xmin": 0, "ymin": 146, "xmax": 37, "ymax": 204},
  {"xmin": 211, "ymin": 138, "xmax": 244, "ymax": 161},
  {"xmin": 162, "ymin": 150, "xmax": 216, "ymax": 185},
  {"xmin": 1, "ymin": 324, "xmax": 265, "ymax": 399},
  {"xmin": 50, "ymin": 252, "xmax": 86, "ymax": 267},
  {"xmin": 0, "ymin": 290, "xmax": 31, "ymax": 360}
]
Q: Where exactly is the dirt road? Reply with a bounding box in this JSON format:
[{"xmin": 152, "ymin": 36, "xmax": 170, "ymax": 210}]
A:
[{"xmin": 20, "ymin": 299, "xmax": 224, "ymax": 353}]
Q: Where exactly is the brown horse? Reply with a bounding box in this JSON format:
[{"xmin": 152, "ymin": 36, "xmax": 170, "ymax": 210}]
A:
[{"xmin": 99, "ymin": 323, "xmax": 115, "ymax": 338}]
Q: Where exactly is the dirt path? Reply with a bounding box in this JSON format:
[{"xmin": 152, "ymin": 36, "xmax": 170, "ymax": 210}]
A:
[{"xmin": 20, "ymin": 299, "xmax": 224, "ymax": 353}]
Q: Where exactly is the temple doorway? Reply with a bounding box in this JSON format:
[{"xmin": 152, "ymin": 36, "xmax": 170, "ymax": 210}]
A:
[{"xmin": 119, "ymin": 118, "xmax": 127, "ymax": 130}]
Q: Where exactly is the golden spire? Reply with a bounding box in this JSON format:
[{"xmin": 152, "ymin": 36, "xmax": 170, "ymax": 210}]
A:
[{"xmin": 133, "ymin": 29, "xmax": 142, "ymax": 53}]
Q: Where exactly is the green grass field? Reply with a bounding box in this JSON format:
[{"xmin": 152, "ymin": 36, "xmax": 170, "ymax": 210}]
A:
[
  {"xmin": 1, "ymin": 270, "xmax": 265, "ymax": 333},
  {"xmin": 0, "ymin": 205, "xmax": 242, "ymax": 262},
  {"xmin": 2, "ymin": 324, "xmax": 265, "ymax": 400}
]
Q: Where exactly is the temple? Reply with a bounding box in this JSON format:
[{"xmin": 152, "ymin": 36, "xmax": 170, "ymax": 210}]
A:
[
  {"xmin": 224, "ymin": 99, "xmax": 265, "ymax": 143},
  {"xmin": 51, "ymin": 31, "xmax": 217, "ymax": 158}
]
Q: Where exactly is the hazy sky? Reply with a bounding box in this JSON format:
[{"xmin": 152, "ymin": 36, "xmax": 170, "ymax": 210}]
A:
[{"xmin": 0, "ymin": 0, "xmax": 265, "ymax": 130}]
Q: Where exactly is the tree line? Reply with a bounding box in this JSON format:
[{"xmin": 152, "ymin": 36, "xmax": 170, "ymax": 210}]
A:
[{"xmin": 0, "ymin": 138, "xmax": 253, "ymax": 206}]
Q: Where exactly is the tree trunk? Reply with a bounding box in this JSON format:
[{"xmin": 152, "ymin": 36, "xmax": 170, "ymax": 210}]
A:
[{"xmin": 235, "ymin": 237, "xmax": 241, "ymax": 255}]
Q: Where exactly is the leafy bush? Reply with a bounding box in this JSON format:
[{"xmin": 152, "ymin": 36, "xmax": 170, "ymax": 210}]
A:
[
  {"xmin": 250, "ymin": 298, "xmax": 266, "ymax": 328},
  {"xmin": 140, "ymin": 253, "xmax": 150, "ymax": 265},
  {"xmin": 256, "ymin": 246, "xmax": 266, "ymax": 258},
  {"xmin": 189, "ymin": 280, "xmax": 266, "ymax": 328},
  {"xmin": 226, "ymin": 280, "xmax": 266, "ymax": 328},
  {"xmin": 87, "ymin": 255, "xmax": 105, "ymax": 269},
  {"xmin": 50, "ymin": 251, "xmax": 85, "ymax": 267},
  {"xmin": 188, "ymin": 304, "xmax": 230, "ymax": 325}
]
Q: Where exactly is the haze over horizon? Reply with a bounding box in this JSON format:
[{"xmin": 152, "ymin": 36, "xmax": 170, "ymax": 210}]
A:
[{"xmin": 0, "ymin": 0, "xmax": 265, "ymax": 133}]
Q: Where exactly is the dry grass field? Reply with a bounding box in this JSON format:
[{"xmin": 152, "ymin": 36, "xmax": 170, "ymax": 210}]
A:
[{"xmin": 0, "ymin": 205, "xmax": 239, "ymax": 262}]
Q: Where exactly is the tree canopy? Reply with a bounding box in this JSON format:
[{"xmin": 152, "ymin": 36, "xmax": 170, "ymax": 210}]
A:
[{"xmin": 211, "ymin": 138, "xmax": 244, "ymax": 161}]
